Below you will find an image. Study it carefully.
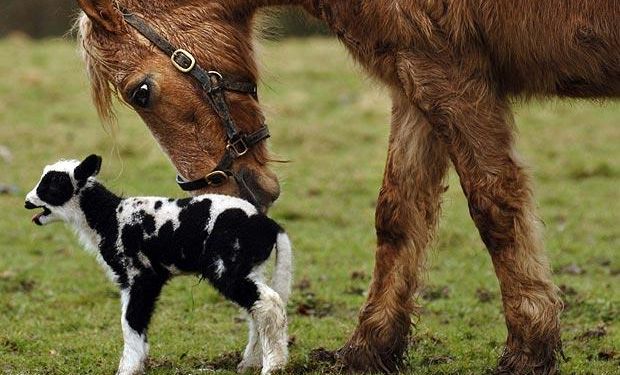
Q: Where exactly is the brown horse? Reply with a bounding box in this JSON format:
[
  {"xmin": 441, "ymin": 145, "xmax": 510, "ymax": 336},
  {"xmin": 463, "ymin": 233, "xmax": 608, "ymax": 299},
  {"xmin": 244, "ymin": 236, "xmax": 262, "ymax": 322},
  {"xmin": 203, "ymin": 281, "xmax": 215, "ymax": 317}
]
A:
[{"xmin": 76, "ymin": 0, "xmax": 620, "ymax": 374}]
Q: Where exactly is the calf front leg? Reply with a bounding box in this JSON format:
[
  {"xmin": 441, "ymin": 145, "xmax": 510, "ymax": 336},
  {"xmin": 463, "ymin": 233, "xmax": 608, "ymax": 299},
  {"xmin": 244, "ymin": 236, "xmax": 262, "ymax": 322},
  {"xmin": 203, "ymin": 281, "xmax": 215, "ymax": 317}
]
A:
[{"xmin": 117, "ymin": 275, "xmax": 166, "ymax": 375}]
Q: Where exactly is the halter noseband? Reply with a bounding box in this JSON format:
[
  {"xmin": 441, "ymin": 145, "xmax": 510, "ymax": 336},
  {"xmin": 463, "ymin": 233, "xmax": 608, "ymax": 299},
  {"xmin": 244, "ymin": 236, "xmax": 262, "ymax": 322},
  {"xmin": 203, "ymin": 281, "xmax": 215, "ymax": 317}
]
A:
[{"xmin": 121, "ymin": 10, "xmax": 270, "ymax": 193}]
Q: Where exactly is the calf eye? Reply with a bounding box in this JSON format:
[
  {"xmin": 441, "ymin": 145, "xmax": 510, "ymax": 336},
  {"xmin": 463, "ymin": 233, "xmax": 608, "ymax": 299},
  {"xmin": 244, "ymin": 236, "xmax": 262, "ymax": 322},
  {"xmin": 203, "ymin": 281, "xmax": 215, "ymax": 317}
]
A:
[{"xmin": 130, "ymin": 81, "xmax": 151, "ymax": 108}]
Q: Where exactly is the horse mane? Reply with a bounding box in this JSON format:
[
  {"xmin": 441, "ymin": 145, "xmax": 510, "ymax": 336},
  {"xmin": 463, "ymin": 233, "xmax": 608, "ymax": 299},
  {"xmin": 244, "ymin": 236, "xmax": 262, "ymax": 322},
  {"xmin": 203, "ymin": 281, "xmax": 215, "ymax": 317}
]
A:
[{"xmin": 76, "ymin": 13, "xmax": 118, "ymax": 128}]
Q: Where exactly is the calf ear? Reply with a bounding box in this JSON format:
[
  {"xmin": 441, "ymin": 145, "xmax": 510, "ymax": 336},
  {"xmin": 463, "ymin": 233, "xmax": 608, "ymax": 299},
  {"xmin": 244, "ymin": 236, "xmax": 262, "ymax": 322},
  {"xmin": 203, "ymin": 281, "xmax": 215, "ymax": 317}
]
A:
[
  {"xmin": 75, "ymin": 154, "xmax": 103, "ymax": 182},
  {"xmin": 77, "ymin": 0, "xmax": 124, "ymax": 33}
]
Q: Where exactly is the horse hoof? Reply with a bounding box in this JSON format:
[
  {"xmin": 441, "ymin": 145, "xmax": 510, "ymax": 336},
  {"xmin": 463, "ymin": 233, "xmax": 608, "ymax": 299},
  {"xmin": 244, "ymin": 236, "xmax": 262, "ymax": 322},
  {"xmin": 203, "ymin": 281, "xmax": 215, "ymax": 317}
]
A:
[
  {"xmin": 336, "ymin": 342, "xmax": 404, "ymax": 374},
  {"xmin": 495, "ymin": 347, "xmax": 559, "ymax": 375}
]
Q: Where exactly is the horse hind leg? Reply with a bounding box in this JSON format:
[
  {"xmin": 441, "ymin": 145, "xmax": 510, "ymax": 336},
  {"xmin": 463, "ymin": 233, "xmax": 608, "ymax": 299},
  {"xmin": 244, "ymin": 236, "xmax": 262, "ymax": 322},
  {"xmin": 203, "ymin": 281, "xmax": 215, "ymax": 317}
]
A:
[
  {"xmin": 463, "ymin": 154, "xmax": 563, "ymax": 375},
  {"xmin": 399, "ymin": 50, "xmax": 563, "ymax": 373}
]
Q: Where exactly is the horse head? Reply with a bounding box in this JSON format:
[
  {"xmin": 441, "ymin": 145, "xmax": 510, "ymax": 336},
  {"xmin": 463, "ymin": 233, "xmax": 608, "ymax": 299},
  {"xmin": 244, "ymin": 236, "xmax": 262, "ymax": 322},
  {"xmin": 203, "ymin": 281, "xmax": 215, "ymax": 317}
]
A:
[{"xmin": 76, "ymin": 0, "xmax": 281, "ymax": 211}]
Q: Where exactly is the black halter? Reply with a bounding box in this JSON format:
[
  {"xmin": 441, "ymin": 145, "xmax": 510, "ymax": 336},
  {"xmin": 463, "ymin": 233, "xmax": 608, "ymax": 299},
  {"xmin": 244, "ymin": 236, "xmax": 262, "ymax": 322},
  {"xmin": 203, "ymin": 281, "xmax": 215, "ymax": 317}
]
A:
[{"xmin": 121, "ymin": 10, "xmax": 270, "ymax": 192}]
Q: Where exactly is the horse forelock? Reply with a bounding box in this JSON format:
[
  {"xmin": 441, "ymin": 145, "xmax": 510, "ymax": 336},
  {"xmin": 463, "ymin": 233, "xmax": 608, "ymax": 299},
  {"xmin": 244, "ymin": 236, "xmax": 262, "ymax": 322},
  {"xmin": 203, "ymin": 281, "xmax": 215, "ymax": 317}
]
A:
[{"xmin": 76, "ymin": 13, "xmax": 118, "ymax": 128}]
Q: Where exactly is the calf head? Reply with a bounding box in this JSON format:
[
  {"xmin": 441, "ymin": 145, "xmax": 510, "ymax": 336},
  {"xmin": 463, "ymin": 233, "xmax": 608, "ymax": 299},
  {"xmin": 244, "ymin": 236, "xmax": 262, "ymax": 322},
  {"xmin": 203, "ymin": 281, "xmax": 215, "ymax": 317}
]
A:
[{"xmin": 25, "ymin": 155, "xmax": 102, "ymax": 225}]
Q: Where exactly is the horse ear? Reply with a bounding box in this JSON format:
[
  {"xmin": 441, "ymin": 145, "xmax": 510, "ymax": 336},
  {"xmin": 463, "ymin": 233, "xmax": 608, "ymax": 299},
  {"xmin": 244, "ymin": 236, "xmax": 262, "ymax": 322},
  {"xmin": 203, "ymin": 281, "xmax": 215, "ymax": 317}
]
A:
[
  {"xmin": 77, "ymin": 0, "xmax": 124, "ymax": 33},
  {"xmin": 75, "ymin": 154, "xmax": 103, "ymax": 182}
]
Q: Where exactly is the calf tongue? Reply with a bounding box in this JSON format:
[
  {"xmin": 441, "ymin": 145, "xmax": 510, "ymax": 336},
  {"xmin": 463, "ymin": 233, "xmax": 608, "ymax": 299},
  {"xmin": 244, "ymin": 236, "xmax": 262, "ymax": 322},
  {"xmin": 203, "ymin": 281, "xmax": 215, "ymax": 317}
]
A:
[
  {"xmin": 32, "ymin": 212, "xmax": 43, "ymax": 225},
  {"xmin": 31, "ymin": 207, "xmax": 51, "ymax": 225}
]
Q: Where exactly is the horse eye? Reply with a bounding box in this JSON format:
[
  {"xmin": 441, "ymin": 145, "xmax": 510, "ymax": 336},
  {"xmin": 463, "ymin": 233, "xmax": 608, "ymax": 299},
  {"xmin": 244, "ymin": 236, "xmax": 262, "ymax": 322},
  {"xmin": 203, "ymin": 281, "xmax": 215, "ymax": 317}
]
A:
[{"xmin": 130, "ymin": 82, "xmax": 151, "ymax": 108}]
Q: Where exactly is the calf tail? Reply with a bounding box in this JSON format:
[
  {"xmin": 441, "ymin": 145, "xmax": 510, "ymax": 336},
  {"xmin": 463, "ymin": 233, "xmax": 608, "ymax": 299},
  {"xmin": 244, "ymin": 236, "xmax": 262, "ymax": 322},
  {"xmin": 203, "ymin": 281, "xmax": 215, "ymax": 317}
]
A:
[{"xmin": 271, "ymin": 231, "xmax": 293, "ymax": 304}]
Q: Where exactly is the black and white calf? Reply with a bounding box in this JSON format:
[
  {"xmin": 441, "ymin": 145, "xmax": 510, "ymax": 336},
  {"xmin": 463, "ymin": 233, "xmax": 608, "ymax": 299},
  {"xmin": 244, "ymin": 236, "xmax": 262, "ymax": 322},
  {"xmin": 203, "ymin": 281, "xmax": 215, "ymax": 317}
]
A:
[{"xmin": 25, "ymin": 155, "xmax": 292, "ymax": 375}]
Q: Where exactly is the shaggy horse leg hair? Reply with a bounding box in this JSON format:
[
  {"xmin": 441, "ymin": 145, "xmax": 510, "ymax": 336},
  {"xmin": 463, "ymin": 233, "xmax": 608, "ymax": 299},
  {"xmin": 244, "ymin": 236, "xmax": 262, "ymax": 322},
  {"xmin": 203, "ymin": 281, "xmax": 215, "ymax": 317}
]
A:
[
  {"xmin": 338, "ymin": 91, "xmax": 450, "ymax": 372},
  {"xmin": 402, "ymin": 52, "xmax": 563, "ymax": 374}
]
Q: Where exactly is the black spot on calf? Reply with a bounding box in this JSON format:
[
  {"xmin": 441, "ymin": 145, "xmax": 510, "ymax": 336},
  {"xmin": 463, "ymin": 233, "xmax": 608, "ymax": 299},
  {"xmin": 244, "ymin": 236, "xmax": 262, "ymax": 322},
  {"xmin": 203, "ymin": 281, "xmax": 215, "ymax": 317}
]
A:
[{"xmin": 36, "ymin": 172, "xmax": 74, "ymax": 206}]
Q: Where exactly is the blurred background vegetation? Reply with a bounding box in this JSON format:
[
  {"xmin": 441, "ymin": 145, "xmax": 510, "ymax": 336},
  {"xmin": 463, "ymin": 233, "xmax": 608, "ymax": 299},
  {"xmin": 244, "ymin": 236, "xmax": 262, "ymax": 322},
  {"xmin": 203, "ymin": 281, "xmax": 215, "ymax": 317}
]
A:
[{"xmin": 0, "ymin": 0, "xmax": 328, "ymax": 38}]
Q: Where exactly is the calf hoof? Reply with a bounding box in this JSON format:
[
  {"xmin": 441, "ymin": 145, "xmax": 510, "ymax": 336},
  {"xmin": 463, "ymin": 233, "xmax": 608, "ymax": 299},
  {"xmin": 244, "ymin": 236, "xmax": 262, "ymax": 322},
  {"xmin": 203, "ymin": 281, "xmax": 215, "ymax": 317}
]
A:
[
  {"xmin": 116, "ymin": 359, "xmax": 147, "ymax": 375},
  {"xmin": 116, "ymin": 366, "xmax": 146, "ymax": 375},
  {"xmin": 260, "ymin": 359, "xmax": 286, "ymax": 375},
  {"xmin": 237, "ymin": 360, "xmax": 262, "ymax": 373}
]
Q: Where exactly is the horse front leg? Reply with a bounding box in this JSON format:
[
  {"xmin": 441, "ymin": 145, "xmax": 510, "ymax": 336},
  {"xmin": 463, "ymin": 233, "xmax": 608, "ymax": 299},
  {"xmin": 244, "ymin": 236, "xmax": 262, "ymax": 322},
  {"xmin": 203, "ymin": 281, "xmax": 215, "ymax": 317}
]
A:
[{"xmin": 338, "ymin": 92, "xmax": 450, "ymax": 372}]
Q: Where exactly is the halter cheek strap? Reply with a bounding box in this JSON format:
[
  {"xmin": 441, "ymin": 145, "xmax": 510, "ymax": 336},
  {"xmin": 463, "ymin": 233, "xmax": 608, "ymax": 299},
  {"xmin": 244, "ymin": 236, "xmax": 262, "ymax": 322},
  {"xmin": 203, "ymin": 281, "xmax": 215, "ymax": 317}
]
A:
[{"xmin": 122, "ymin": 11, "xmax": 270, "ymax": 193}]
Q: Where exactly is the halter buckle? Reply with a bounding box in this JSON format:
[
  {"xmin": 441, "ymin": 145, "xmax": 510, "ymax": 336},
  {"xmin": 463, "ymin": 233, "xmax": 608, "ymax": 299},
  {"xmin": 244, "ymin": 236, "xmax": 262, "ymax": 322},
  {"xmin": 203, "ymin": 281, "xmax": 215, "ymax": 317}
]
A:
[
  {"xmin": 227, "ymin": 138, "xmax": 249, "ymax": 157},
  {"xmin": 205, "ymin": 170, "xmax": 229, "ymax": 187},
  {"xmin": 171, "ymin": 49, "xmax": 196, "ymax": 73}
]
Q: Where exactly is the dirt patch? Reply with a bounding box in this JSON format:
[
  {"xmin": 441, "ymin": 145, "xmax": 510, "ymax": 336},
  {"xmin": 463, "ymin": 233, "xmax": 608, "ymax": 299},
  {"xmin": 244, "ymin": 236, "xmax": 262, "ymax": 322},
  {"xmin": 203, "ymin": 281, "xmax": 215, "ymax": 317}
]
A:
[
  {"xmin": 350, "ymin": 270, "xmax": 369, "ymax": 280},
  {"xmin": 595, "ymin": 349, "xmax": 617, "ymax": 361},
  {"xmin": 421, "ymin": 354, "xmax": 454, "ymax": 366},
  {"xmin": 559, "ymin": 284, "xmax": 578, "ymax": 296},
  {"xmin": 0, "ymin": 272, "xmax": 36, "ymax": 294},
  {"xmin": 0, "ymin": 338, "xmax": 20, "ymax": 353},
  {"xmin": 203, "ymin": 351, "xmax": 241, "ymax": 370},
  {"xmin": 150, "ymin": 351, "xmax": 241, "ymax": 373},
  {"xmin": 475, "ymin": 287, "xmax": 494, "ymax": 303},
  {"xmin": 421, "ymin": 285, "xmax": 451, "ymax": 301},
  {"xmin": 344, "ymin": 285, "xmax": 366, "ymax": 296},
  {"xmin": 295, "ymin": 277, "xmax": 312, "ymax": 291},
  {"xmin": 284, "ymin": 348, "xmax": 341, "ymax": 375},
  {"xmin": 578, "ymin": 322, "xmax": 608, "ymax": 340},
  {"xmin": 556, "ymin": 263, "xmax": 586, "ymax": 275},
  {"xmin": 294, "ymin": 292, "xmax": 334, "ymax": 318},
  {"xmin": 309, "ymin": 347, "xmax": 338, "ymax": 364}
]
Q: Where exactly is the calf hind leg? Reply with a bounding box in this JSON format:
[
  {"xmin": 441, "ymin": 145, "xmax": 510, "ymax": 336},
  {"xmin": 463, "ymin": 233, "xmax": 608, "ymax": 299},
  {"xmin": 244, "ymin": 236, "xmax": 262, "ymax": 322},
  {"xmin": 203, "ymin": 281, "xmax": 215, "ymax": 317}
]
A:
[
  {"xmin": 224, "ymin": 276, "xmax": 288, "ymax": 375},
  {"xmin": 251, "ymin": 282, "xmax": 288, "ymax": 375},
  {"xmin": 237, "ymin": 317, "xmax": 262, "ymax": 373}
]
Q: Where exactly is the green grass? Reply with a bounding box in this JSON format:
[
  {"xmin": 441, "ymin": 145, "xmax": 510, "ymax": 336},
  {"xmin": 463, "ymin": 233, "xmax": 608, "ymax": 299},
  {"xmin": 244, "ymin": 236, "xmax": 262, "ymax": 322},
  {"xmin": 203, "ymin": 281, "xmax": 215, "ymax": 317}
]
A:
[{"xmin": 0, "ymin": 35, "xmax": 618, "ymax": 374}]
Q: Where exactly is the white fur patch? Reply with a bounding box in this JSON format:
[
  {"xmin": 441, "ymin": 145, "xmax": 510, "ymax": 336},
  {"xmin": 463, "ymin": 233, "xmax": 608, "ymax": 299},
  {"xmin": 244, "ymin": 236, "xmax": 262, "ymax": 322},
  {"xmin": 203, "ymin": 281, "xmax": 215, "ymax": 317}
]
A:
[{"xmin": 214, "ymin": 258, "xmax": 225, "ymax": 279}]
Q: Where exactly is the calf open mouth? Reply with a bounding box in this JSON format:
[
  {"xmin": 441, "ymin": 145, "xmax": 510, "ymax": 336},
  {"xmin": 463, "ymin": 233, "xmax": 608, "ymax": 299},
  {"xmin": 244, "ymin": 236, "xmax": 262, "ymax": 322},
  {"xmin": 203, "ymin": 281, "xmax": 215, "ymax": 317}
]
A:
[{"xmin": 25, "ymin": 201, "xmax": 51, "ymax": 225}]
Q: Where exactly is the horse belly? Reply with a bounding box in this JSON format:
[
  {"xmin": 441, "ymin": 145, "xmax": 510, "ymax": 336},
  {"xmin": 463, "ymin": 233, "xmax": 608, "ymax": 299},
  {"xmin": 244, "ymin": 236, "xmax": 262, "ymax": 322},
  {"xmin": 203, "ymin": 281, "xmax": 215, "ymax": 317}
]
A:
[{"xmin": 480, "ymin": 0, "xmax": 620, "ymax": 98}]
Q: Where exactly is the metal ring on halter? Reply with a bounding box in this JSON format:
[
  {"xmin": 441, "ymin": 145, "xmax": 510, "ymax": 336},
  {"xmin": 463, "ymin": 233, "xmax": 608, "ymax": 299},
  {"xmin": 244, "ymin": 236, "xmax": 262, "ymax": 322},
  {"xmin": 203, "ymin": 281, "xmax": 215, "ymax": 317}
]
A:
[
  {"xmin": 207, "ymin": 71, "xmax": 223, "ymax": 80},
  {"xmin": 206, "ymin": 71, "xmax": 224, "ymax": 93},
  {"xmin": 204, "ymin": 170, "xmax": 229, "ymax": 187}
]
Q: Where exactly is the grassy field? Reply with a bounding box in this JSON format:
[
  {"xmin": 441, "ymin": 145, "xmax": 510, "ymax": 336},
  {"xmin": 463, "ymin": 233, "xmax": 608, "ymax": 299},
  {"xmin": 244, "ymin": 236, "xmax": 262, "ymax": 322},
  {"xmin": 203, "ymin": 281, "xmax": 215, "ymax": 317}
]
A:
[{"xmin": 0, "ymin": 35, "xmax": 618, "ymax": 374}]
